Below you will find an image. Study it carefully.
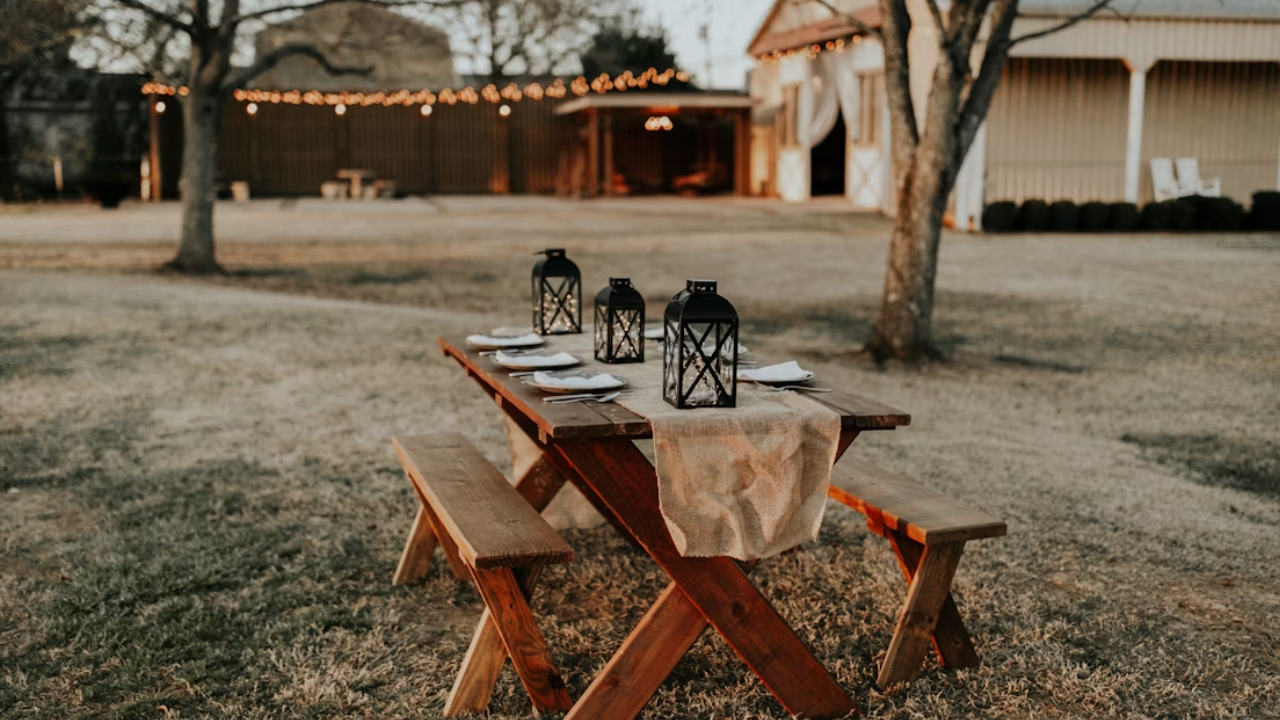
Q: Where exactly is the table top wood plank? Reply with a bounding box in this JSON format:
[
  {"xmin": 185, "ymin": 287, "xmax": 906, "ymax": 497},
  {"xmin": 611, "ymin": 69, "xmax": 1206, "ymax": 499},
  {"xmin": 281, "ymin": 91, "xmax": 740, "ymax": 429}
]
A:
[
  {"xmin": 441, "ymin": 337, "xmax": 650, "ymax": 440},
  {"xmin": 440, "ymin": 334, "xmax": 909, "ymax": 439},
  {"xmin": 807, "ymin": 389, "xmax": 912, "ymax": 430}
]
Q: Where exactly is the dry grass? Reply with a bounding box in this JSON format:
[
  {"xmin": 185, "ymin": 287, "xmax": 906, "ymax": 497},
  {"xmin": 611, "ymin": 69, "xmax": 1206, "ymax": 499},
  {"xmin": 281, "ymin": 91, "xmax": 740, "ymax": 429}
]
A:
[{"xmin": 1, "ymin": 199, "xmax": 1278, "ymax": 719}]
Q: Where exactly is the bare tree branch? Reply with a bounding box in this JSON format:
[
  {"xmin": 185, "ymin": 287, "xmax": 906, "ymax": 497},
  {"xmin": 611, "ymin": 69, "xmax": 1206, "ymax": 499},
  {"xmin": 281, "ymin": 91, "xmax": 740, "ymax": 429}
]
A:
[
  {"xmin": 812, "ymin": 0, "xmax": 882, "ymax": 38},
  {"xmin": 880, "ymin": 0, "xmax": 918, "ymax": 149},
  {"xmin": 224, "ymin": 0, "xmax": 463, "ymax": 27},
  {"xmin": 222, "ymin": 43, "xmax": 371, "ymax": 90},
  {"xmin": 1009, "ymin": 0, "xmax": 1114, "ymax": 47},
  {"xmin": 923, "ymin": 0, "xmax": 945, "ymax": 38},
  {"xmin": 114, "ymin": 0, "xmax": 192, "ymax": 32},
  {"xmin": 954, "ymin": 0, "xmax": 1016, "ymax": 162}
]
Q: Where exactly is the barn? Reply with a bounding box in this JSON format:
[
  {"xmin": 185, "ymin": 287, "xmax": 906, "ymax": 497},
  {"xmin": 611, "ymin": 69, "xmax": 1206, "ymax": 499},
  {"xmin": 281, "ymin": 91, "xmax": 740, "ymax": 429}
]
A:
[{"xmin": 746, "ymin": 0, "xmax": 1280, "ymax": 229}]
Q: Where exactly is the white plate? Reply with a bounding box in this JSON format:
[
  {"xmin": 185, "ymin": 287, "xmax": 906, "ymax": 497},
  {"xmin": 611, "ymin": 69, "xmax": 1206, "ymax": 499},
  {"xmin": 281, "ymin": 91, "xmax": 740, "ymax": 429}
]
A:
[
  {"xmin": 467, "ymin": 333, "xmax": 545, "ymax": 350},
  {"xmin": 492, "ymin": 352, "xmax": 582, "ymax": 370},
  {"xmin": 643, "ymin": 327, "xmax": 664, "ymax": 340},
  {"xmin": 738, "ymin": 362, "xmax": 816, "ymax": 385},
  {"xmin": 525, "ymin": 372, "xmax": 629, "ymax": 394}
]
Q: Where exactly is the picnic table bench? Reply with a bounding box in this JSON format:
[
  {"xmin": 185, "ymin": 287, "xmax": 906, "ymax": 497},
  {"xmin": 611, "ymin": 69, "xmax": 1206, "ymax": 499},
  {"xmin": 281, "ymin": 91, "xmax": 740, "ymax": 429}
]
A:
[{"xmin": 390, "ymin": 334, "xmax": 1006, "ymax": 718}]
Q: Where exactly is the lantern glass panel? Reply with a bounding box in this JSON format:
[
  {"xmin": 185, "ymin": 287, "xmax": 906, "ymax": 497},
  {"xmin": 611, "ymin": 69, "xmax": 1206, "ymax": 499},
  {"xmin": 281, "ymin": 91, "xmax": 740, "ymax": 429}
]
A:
[
  {"xmin": 594, "ymin": 278, "xmax": 644, "ymax": 363},
  {"xmin": 531, "ymin": 249, "xmax": 581, "ymax": 334},
  {"xmin": 663, "ymin": 280, "xmax": 738, "ymax": 409}
]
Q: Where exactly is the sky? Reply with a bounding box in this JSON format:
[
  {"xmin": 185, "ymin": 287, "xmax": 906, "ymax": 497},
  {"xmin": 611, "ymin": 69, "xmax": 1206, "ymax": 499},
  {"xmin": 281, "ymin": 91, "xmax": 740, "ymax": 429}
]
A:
[{"xmin": 639, "ymin": 0, "xmax": 775, "ymax": 90}]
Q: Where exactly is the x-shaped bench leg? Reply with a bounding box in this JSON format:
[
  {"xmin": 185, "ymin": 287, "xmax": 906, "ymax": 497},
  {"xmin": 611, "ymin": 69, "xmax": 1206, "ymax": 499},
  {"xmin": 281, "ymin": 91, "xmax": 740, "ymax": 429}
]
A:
[
  {"xmin": 877, "ymin": 529, "xmax": 977, "ymax": 687},
  {"xmin": 555, "ymin": 439, "xmax": 857, "ymax": 720},
  {"xmin": 442, "ymin": 454, "xmax": 572, "ymax": 715},
  {"xmin": 447, "ymin": 564, "xmax": 573, "ymax": 715},
  {"xmin": 394, "ymin": 473, "xmax": 470, "ymax": 584}
]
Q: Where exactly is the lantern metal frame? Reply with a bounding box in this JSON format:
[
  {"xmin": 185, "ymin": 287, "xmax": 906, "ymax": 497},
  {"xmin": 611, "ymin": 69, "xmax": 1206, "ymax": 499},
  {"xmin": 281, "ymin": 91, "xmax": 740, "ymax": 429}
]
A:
[
  {"xmin": 531, "ymin": 248, "xmax": 582, "ymax": 335},
  {"xmin": 594, "ymin": 277, "xmax": 645, "ymax": 364},
  {"xmin": 663, "ymin": 279, "xmax": 739, "ymax": 409}
]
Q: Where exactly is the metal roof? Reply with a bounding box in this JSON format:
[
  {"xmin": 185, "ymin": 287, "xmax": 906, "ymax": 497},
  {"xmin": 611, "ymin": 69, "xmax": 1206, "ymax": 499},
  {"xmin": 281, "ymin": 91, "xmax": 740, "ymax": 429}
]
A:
[{"xmin": 1019, "ymin": 0, "xmax": 1280, "ymax": 20}]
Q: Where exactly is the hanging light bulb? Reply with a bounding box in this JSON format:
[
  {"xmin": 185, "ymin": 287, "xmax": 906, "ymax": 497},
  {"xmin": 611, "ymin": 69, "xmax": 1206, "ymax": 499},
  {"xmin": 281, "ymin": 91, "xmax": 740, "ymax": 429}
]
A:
[
  {"xmin": 335, "ymin": 104, "xmax": 347, "ymax": 116},
  {"xmin": 154, "ymin": 101, "xmax": 166, "ymax": 114},
  {"xmin": 420, "ymin": 104, "xmax": 432, "ymax": 117},
  {"xmin": 499, "ymin": 104, "xmax": 511, "ymax": 117},
  {"xmin": 246, "ymin": 102, "xmax": 258, "ymax": 115}
]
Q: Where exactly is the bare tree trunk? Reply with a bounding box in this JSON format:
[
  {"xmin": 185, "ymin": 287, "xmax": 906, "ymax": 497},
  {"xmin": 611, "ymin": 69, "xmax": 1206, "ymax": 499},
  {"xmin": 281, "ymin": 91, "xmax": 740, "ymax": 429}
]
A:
[
  {"xmin": 871, "ymin": 159, "xmax": 950, "ymax": 361},
  {"xmin": 866, "ymin": 0, "xmax": 962, "ymax": 363},
  {"xmin": 168, "ymin": 84, "xmax": 222, "ymax": 273}
]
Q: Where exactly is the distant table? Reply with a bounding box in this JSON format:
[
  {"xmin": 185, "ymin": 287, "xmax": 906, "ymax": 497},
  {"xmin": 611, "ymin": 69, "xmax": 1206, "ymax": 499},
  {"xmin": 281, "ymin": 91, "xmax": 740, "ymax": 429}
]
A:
[
  {"xmin": 336, "ymin": 168, "xmax": 376, "ymax": 199},
  {"xmin": 439, "ymin": 334, "xmax": 910, "ymax": 719}
]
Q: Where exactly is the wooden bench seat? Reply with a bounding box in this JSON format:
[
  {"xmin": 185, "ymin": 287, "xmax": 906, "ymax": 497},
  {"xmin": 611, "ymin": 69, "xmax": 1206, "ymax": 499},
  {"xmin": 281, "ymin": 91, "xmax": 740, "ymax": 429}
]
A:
[
  {"xmin": 828, "ymin": 455, "xmax": 1006, "ymax": 688},
  {"xmin": 392, "ymin": 433, "xmax": 574, "ymax": 716}
]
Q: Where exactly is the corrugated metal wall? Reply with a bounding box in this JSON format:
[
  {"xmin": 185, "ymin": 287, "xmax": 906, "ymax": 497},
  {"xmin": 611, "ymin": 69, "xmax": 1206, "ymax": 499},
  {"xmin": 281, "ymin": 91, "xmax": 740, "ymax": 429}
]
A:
[
  {"xmin": 1141, "ymin": 60, "xmax": 1280, "ymax": 203},
  {"xmin": 216, "ymin": 97, "xmax": 573, "ymax": 195},
  {"xmin": 985, "ymin": 57, "xmax": 1130, "ymax": 203}
]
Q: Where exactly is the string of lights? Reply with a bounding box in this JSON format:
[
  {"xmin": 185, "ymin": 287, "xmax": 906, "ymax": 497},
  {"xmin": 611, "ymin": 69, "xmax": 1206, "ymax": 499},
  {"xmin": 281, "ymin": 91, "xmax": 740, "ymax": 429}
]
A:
[
  {"xmin": 141, "ymin": 67, "xmax": 694, "ymax": 109},
  {"xmin": 756, "ymin": 35, "xmax": 866, "ymax": 64}
]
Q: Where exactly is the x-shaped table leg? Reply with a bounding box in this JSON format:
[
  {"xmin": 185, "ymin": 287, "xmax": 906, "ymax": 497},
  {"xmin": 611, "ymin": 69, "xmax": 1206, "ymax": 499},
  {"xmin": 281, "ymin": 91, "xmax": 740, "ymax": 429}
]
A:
[{"xmin": 553, "ymin": 437, "xmax": 860, "ymax": 720}]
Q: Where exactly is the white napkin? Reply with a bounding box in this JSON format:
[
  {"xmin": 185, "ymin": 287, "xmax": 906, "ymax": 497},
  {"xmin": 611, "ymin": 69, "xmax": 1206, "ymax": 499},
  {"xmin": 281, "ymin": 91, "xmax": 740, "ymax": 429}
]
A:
[
  {"xmin": 532, "ymin": 371, "xmax": 622, "ymax": 389},
  {"xmin": 738, "ymin": 361, "xmax": 811, "ymax": 383},
  {"xmin": 643, "ymin": 327, "xmax": 664, "ymax": 340},
  {"xmin": 467, "ymin": 332, "xmax": 543, "ymax": 347},
  {"xmin": 495, "ymin": 351, "xmax": 578, "ymax": 368},
  {"xmin": 491, "ymin": 326, "xmax": 534, "ymax": 337}
]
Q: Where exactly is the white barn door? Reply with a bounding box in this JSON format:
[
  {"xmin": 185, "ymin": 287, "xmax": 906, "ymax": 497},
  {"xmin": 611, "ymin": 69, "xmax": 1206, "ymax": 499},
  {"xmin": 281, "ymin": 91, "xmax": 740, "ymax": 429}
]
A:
[{"xmin": 848, "ymin": 72, "xmax": 885, "ymax": 210}]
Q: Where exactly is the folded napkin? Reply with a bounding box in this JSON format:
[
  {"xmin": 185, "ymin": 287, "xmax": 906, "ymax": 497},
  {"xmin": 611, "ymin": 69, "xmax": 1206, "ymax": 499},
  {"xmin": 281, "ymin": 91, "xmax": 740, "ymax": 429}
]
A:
[
  {"xmin": 738, "ymin": 361, "xmax": 810, "ymax": 383},
  {"xmin": 532, "ymin": 371, "xmax": 622, "ymax": 390},
  {"xmin": 495, "ymin": 351, "xmax": 578, "ymax": 368},
  {"xmin": 467, "ymin": 332, "xmax": 543, "ymax": 347}
]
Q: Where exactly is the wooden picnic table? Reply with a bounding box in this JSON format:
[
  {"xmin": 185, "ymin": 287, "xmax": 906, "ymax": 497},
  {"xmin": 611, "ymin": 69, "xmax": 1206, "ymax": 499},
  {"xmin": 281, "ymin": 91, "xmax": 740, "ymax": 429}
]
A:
[{"xmin": 437, "ymin": 334, "xmax": 911, "ymax": 719}]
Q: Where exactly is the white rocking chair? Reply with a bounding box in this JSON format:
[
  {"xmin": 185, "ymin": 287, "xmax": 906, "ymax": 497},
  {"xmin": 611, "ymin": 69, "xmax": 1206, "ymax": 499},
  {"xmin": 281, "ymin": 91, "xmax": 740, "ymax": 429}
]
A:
[
  {"xmin": 1151, "ymin": 158, "xmax": 1192, "ymax": 202},
  {"xmin": 1175, "ymin": 158, "xmax": 1221, "ymax": 198}
]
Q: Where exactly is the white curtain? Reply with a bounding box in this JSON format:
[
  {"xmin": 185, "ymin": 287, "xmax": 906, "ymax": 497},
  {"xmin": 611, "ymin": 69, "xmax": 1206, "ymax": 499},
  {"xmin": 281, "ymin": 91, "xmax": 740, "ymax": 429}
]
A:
[
  {"xmin": 834, "ymin": 56, "xmax": 861, "ymax": 143},
  {"xmin": 803, "ymin": 52, "xmax": 861, "ymax": 149}
]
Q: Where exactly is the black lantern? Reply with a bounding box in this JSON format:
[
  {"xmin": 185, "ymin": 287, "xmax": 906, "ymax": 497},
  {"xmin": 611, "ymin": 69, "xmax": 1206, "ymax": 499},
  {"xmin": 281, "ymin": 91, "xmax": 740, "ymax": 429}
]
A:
[
  {"xmin": 594, "ymin": 278, "xmax": 645, "ymax": 364},
  {"xmin": 531, "ymin": 248, "xmax": 581, "ymax": 335},
  {"xmin": 663, "ymin": 280, "xmax": 739, "ymax": 409}
]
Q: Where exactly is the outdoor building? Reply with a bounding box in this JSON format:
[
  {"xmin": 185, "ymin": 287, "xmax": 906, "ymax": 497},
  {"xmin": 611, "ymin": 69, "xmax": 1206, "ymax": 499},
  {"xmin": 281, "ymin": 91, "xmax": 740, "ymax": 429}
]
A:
[
  {"xmin": 553, "ymin": 93, "xmax": 753, "ymax": 197},
  {"xmin": 147, "ymin": 70, "xmax": 741, "ymax": 199},
  {"xmin": 746, "ymin": 0, "xmax": 1280, "ymax": 229}
]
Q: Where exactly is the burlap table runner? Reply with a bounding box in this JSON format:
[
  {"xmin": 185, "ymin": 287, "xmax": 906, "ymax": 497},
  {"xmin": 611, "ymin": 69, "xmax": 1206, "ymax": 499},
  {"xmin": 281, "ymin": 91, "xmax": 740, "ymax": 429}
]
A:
[{"xmin": 551, "ymin": 333, "xmax": 841, "ymax": 560}]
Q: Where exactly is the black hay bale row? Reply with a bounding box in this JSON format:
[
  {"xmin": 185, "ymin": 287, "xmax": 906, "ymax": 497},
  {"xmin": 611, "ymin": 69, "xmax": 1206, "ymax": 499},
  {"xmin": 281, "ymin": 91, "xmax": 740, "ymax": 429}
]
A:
[
  {"xmin": 984, "ymin": 199, "xmax": 1138, "ymax": 233},
  {"xmin": 983, "ymin": 192, "xmax": 1280, "ymax": 233},
  {"xmin": 1249, "ymin": 191, "xmax": 1280, "ymax": 230}
]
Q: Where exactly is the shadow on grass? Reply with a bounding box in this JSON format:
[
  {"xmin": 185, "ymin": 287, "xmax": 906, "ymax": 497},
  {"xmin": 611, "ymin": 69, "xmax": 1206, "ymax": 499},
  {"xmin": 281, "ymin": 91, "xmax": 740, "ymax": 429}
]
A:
[
  {"xmin": 226, "ymin": 267, "xmax": 303, "ymax": 279},
  {"xmin": 346, "ymin": 269, "xmax": 431, "ymax": 286},
  {"xmin": 1122, "ymin": 433, "xmax": 1279, "ymax": 500},
  {"xmin": 0, "ymin": 412, "xmax": 431, "ymax": 717},
  {"xmin": 0, "ymin": 326, "xmax": 94, "ymax": 378}
]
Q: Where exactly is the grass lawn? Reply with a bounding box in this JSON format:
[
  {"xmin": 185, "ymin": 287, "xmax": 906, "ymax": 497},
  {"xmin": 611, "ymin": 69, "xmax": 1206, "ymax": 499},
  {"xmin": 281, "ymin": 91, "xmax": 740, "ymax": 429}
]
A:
[{"xmin": 1, "ymin": 200, "xmax": 1278, "ymax": 718}]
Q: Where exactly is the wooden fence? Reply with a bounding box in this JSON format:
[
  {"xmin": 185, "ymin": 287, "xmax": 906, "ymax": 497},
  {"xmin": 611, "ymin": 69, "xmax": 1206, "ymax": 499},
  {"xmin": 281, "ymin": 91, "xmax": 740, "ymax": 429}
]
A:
[{"xmin": 213, "ymin": 96, "xmax": 574, "ymax": 196}]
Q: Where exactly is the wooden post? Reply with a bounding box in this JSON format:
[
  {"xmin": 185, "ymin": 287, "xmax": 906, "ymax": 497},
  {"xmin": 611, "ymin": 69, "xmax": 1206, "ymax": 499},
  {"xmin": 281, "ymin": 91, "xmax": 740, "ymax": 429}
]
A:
[
  {"xmin": 493, "ymin": 108, "xmax": 511, "ymax": 194},
  {"xmin": 602, "ymin": 109, "xmax": 614, "ymax": 197},
  {"xmin": 735, "ymin": 109, "xmax": 751, "ymax": 196},
  {"xmin": 586, "ymin": 109, "xmax": 600, "ymax": 198},
  {"xmin": 148, "ymin": 94, "xmax": 162, "ymax": 202},
  {"xmin": 392, "ymin": 504, "xmax": 439, "ymax": 585}
]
